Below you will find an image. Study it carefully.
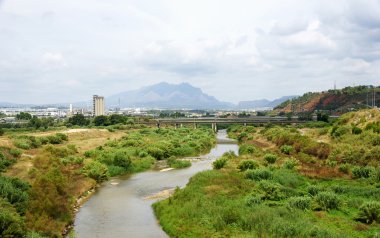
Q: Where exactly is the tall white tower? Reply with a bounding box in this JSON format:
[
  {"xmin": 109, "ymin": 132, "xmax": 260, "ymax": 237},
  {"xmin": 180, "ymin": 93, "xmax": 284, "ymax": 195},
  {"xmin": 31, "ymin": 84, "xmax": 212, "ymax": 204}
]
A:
[{"xmin": 93, "ymin": 95, "xmax": 105, "ymax": 116}]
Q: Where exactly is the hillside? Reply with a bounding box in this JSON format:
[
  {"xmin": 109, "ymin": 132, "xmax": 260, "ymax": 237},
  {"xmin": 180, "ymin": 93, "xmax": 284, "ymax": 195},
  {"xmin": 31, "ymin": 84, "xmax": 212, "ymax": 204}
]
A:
[
  {"xmin": 275, "ymin": 86, "xmax": 380, "ymax": 113},
  {"xmin": 238, "ymin": 96, "xmax": 297, "ymax": 109}
]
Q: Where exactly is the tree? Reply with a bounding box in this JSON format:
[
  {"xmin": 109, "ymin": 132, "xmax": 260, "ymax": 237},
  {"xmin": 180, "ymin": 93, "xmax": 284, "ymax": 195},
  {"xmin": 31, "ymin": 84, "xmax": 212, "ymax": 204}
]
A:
[
  {"xmin": 29, "ymin": 116, "xmax": 42, "ymax": 129},
  {"xmin": 317, "ymin": 113, "xmax": 329, "ymax": 122},
  {"xmin": 67, "ymin": 114, "xmax": 89, "ymax": 126},
  {"xmin": 16, "ymin": 112, "xmax": 32, "ymax": 120},
  {"xmin": 109, "ymin": 114, "xmax": 125, "ymax": 125},
  {"xmin": 93, "ymin": 115, "xmax": 109, "ymax": 126}
]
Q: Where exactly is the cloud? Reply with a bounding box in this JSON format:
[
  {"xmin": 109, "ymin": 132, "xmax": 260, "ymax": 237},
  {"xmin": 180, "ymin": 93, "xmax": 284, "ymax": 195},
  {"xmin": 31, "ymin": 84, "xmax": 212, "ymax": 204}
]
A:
[
  {"xmin": 42, "ymin": 52, "xmax": 66, "ymax": 67},
  {"xmin": 283, "ymin": 20, "xmax": 336, "ymax": 50},
  {"xmin": 0, "ymin": 0, "xmax": 379, "ymax": 104}
]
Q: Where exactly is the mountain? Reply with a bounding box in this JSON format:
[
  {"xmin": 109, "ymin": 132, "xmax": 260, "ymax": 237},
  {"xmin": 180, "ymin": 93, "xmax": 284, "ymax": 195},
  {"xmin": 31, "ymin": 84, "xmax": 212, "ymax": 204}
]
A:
[
  {"xmin": 275, "ymin": 85, "xmax": 380, "ymax": 113},
  {"xmin": 106, "ymin": 82, "xmax": 234, "ymax": 109},
  {"xmin": 238, "ymin": 96, "xmax": 297, "ymax": 109}
]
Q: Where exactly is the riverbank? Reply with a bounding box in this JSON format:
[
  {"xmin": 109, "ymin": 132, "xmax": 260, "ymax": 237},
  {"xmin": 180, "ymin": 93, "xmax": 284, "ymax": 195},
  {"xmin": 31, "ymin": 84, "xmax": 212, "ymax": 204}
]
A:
[
  {"xmin": 153, "ymin": 111, "xmax": 380, "ymax": 237},
  {"xmin": 1, "ymin": 126, "xmax": 217, "ymax": 237},
  {"xmin": 73, "ymin": 130, "xmax": 238, "ymax": 238}
]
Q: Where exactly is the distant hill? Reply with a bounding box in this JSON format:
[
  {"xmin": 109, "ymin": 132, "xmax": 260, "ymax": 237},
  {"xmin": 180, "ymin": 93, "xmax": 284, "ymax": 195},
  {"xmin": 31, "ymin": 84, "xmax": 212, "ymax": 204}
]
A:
[
  {"xmin": 275, "ymin": 85, "xmax": 380, "ymax": 113},
  {"xmin": 238, "ymin": 96, "xmax": 297, "ymax": 109},
  {"xmin": 106, "ymin": 82, "xmax": 234, "ymax": 109}
]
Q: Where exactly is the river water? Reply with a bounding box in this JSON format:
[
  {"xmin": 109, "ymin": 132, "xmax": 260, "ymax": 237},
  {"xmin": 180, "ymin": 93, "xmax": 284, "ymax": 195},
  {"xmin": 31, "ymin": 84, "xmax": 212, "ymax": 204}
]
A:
[{"xmin": 73, "ymin": 130, "xmax": 238, "ymax": 238}]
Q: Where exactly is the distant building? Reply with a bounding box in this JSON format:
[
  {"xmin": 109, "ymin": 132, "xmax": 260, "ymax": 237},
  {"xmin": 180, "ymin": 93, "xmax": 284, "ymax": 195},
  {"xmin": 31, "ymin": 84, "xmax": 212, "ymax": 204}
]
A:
[{"xmin": 93, "ymin": 95, "xmax": 105, "ymax": 116}]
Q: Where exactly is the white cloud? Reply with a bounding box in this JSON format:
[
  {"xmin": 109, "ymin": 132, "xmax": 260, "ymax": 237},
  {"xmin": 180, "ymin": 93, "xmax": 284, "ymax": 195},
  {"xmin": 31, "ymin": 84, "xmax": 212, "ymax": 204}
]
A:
[
  {"xmin": 283, "ymin": 20, "xmax": 336, "ymax": 50},
  {"xmin": 42, "ymin": 52, "xmax": 67, "ymax": 68},
  {"xmin": 0, "ymin": 0, "xmax": 379, "ymax": 104}
]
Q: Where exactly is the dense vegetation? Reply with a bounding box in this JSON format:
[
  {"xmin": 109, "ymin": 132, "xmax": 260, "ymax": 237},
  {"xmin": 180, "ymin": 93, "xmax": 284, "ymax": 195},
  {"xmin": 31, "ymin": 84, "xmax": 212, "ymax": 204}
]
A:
[
  {"xmin": 154, "ymin": 109, "xmax": 380, "ymax": 238},
  {"xmin": 275, "ymin": 85, "xmax": 380, "ymax": 113},
  {"xmin": 83, "ymin": 127, "xmax": 215, "ymax": 178},
  {"xmin": 0, "ymin": 124, "xmax": 215, "ymax": 237}
]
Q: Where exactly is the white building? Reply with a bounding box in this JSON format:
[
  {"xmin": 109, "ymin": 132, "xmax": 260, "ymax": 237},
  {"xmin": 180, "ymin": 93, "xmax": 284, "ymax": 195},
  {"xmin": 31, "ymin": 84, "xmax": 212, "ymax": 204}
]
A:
[{"xmin": 93, "ymin": 95, "xmax": 105, "ymax": 116}]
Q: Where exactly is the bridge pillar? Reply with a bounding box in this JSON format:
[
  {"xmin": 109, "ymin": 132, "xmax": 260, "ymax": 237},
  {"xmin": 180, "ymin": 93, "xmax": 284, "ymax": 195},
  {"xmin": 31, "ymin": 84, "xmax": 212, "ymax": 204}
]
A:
[
  {"xmin": 157, "ymin": 123, "xmax": 160, "ymax": 128},
  {"xmin": 175, "ymin": 123, "xmax": 178, "ymax": 129},
  {"xmin": 194, "ymin": 123, "xmax": 197, "ymax": 129},
  {"xmin": 244, "ymin": 122, "xmax": 247, "ymax": 126},
  {"xmin": 180, "ymin": 123, "xmax": 183, "ymax": 128},
  {"xmin": 212, "ymin": 123, "xmax": 217, "ymax": 133}
]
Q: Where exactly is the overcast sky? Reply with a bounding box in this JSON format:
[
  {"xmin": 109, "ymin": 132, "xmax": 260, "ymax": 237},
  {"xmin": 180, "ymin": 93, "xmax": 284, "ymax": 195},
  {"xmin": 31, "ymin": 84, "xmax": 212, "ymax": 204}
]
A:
[{"xmin": 0, "ymin": 0, "xmax": 380, "ymax": 104}]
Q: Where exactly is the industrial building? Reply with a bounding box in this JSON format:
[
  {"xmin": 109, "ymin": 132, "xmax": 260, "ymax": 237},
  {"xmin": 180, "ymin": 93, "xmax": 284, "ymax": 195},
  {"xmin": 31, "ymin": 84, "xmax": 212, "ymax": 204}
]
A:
[{"xmin": 93, "ymin": 95, "xmax": 105, "ymax": 116}]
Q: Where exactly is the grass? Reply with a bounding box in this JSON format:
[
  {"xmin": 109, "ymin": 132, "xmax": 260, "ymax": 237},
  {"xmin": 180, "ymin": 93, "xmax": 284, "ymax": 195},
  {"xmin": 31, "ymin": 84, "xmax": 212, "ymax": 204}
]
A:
[
  {"xmin": 154, "ymin": 110, "xmax": 380, "ymax": 238},
  {"xmin": 0, "ymin": 125, "xmax": 216, "ymax": 237}
]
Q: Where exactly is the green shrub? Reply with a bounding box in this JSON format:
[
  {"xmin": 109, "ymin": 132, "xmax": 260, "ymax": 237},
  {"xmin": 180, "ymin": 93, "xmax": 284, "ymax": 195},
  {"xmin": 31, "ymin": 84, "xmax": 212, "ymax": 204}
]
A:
[
  {"xmin": 9, "ymin": 148, "xmax": 22, "ymax": 158},
  {"xmin": 245, "ymin": 194, "xmax": 262, "ymax": 206},
  {"xmin": 280, "ymin": 145, "xmax": 293, "ymax": 155},
  {"xmin": 307, "ymin": 185, "xmax": 321, "ymax": 196},
  {"xmin": 60, "ymin": 156, "xmax": 84, "ymax": 165},
  {"xmin": 315, "ymin": 192, "xmax": 341, "ymax": 210},
  {"xmin": 356, "ymin": 201, "xmax": 380, "ymax": 224},
  {"xmin": 212, "ymin": 157, "xmax": 227, "ymax": 170},
  {"xmin": 108, "ymin": 165, "xmax": 126, "ymax": 177},
  {"xmin": 138, "ymin": 151, "xmax": 148, "ymax": 158},
  {"xmin": 82, "ymin": 161, "xmax": 109, "ymax": 182},
  {"xmin": 239, "ymin": 145, "xmax": 256, "ymax": 155},
  {"xmin": 55, "ymin": 133, "xmax": 68, "ymax": 141},
  {"xmin": 283, "ymin": 159, "xmax": 298, "ymax": 170},
  {"xmin": 288, "ymin": 196, "xmax": 312, "ymax": 210},
  {"xmin": 13, "ymin": 139, "xmax": 31, "ymax": 150},
  {"xmin": 167, "ymin": 157, "xmax": 191, "ymax": 169},
  {"xmin": 371, "ymin": 167, "xmax": 380, "ymax": 183},
  {"xmin": 147, "ymin": 146, "xmax": 165, "ymax": 160},
  {"xmin": 223, "ymin": 151, "xmax": 237, "ymax": 159},
  {"xmin": 338, "ymin": 164, "xmax": 350, "ymax": 174},
  {"xmin": 84, "ymin": 150, "xmax": 96, "ymax": 158},
  {"xmin": 0, "ymin": 156, "xmax": 14, "ymax": 172},
  {"xmin": 352, "ymin": 166, "xmax": 374, "ymax": 179},
  {"xmin": 46, "ymin": 135, "xmax": 62, "ymax": 144},
  {"xmin": 238, "ymin": 160, "xmax": 258, "ymax": 171},
  {"xmin": 365, "ymin": 122, "xmax": 380, "ymax": 133},
  {"xmin": 113, "ymin": 152, "xmax": 131, "ymax": 169},
  {"xmin": 245, "ymin": 168, "xmax": 273, "ymax": 181},
  {"xmin": 331, "ymin": 125, "xmax": 350, "ymax": 138},
  {"xmin": 237, "ymin": 132, "xmax": 248, "ymax": 142},
  {"xmin": 0, "ymin": 198, "xmax": 27, "ymax": 237},
  {"xmin": 0, "ymin": 176, "xmax": 30, "ymax": 214},
  {"xmin": 258, "ymin": 180, "xmax": 285, "ymax": 201},
  {"xmin": 352, "ymin": 126, "xmax": 362, "ymax": 135},
  {"xmin": 264, "ymin": 153, "xmax": 277, "ymax": 164}
]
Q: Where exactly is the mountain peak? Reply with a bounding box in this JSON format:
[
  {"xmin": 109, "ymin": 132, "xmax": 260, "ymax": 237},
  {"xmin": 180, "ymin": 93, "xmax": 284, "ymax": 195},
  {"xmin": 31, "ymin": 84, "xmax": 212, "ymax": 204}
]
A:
[{"xmin": 107, "ymin": 82, "xmax": 232, "ymax": 109}]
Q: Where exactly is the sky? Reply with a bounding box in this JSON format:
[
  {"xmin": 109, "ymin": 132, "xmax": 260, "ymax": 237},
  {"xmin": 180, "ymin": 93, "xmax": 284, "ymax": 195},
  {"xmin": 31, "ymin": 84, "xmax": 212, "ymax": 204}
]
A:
[{"xmin": 0, "ymin": 0, "xmax": 380, "ymax": 104}]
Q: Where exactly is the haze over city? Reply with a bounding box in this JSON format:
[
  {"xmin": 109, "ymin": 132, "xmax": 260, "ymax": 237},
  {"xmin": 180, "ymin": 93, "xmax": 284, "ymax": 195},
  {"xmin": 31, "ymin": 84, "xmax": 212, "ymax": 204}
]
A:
[{"xmin": 1, "ymin": 0, "xmax": 380, "ymax": 104}]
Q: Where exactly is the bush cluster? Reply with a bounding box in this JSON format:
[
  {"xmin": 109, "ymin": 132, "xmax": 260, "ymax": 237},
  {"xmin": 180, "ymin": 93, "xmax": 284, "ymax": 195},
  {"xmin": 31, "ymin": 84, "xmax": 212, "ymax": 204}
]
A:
[
  {"xmin": 315, "ymin": 192, "xmax": 341, "ymax": 210},
  {"xmin": 13, "ymin": 133, "xmax": 68, "ymax": 150},
  {"xmin": 245, "ymin": 168, "xmax": 273, "ymax": 181},
  {"xmin": 238, "ymin": 160, "xmax": 258, "ymax": 171},
  {"xmin": 264, "ymin": 154, "xmax": 277, "ymax": 164},
  {"xmin": 213, "ymin": 157, "xmax": 227, "ymax": 170}
]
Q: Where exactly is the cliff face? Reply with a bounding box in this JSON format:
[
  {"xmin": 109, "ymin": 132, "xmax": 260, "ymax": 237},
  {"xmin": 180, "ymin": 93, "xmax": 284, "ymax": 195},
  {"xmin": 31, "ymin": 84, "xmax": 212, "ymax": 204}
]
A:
[{"xmin": 275, "ymin": 86, "xmax": 380, "ymax": 113}]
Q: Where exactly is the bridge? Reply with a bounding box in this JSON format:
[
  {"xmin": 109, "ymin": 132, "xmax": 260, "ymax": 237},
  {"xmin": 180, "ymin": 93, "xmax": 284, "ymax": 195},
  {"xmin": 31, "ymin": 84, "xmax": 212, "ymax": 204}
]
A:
[{"xmin": 140, "ymin": 116, "xmax": 312, "ymax": 132}]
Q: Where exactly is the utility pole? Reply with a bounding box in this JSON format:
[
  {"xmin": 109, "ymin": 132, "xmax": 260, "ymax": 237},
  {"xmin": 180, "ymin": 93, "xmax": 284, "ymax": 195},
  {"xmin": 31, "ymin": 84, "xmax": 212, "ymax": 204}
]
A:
[
  {"xmin": 367, "ymin": 86, "xmax": 369, "ymax": 108},
  {"xmin": 373, "ymin": 87, "xmax": 376, "ymax": 108}
]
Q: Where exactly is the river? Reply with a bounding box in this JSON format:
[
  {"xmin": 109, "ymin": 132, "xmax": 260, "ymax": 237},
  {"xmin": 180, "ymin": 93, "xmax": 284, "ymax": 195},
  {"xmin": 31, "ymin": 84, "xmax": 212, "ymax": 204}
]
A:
[{"xmin": 73, "ymin": 130, "xmax": 238, "ymax": 238}]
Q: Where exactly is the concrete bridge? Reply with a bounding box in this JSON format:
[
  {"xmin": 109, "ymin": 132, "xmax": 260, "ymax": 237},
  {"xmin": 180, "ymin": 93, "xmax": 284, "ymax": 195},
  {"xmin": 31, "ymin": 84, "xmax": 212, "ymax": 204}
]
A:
[{"xmin": 141, "ymin": 116, "xmax": 311, "ymax": 132}]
